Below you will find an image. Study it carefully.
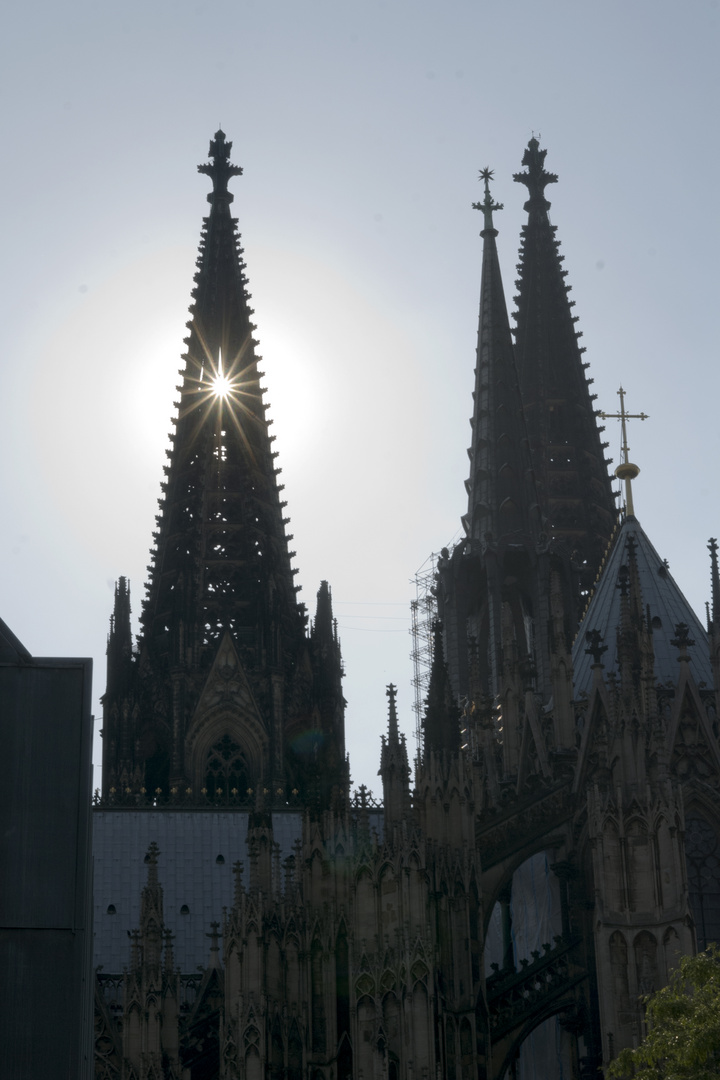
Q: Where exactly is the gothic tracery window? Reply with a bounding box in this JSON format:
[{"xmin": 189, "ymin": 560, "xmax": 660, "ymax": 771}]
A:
[
  {"xmin": 204, "ymin": 734, "xmax": 249, "ymax": 797},
  {"xmin": 685, "ymin": 814, "xmax": 720, "ymax": 950}
]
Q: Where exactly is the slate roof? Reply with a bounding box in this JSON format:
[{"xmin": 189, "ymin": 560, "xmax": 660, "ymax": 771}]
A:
[
  {"xmin": 93, "ymin": 810, "xmax": 298, "ymax": 974},
  {"xmin": 93, "ymin": 808, "xmax": 384, "ymax": 974},
  {"xmin": 572, "ymin": 514, "xmax": 712, "ymax": 697}
]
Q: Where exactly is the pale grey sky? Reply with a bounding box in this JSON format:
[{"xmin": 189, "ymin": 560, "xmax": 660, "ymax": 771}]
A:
[{"xmin": 1, "ymin": 0, "xmax": 718, "ymax": 790}]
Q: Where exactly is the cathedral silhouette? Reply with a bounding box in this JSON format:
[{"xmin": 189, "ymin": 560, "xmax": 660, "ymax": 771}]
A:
[{"xmin": 91, "ymin": 132, "xmax": 720, "ymax": 1080}]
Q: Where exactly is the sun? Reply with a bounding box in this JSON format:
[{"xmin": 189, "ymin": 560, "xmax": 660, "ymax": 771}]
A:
[
  {"xmin": 212, "ymin": 370, "xmax": 232, "ymax": 397},
  {"xmin": 211, "ymin": 349, "xmax": 232, "ymax": 397}
]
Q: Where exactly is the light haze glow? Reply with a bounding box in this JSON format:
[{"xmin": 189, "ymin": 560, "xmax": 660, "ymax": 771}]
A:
[{"xmin": 1, "ymin": 0, "xmax": 718, "ymax": 793}]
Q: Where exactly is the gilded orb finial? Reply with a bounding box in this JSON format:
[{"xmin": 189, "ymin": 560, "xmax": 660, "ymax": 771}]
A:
[
  {"xmin": 472, "ymin": 166, "xmax": 504, "ymax": 233},
  {"xmin": 599, "ymin": 386, "xmax": 649, "ymax": 518}
]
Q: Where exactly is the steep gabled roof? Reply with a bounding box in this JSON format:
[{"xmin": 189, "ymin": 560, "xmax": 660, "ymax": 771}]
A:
[{"xmin": 572, "ymin": 514, "xmax": 712, "ymax": 695}]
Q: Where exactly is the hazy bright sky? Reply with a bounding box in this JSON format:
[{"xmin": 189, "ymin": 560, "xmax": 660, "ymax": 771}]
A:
[{"xmin": 1, "ymin": 0, "xmax": 718, "ymax": 792}]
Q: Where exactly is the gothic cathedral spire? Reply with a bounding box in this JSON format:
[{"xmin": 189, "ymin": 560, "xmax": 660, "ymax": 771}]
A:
[
  {"xmin": 439, "ymin": 163, "xmax": 555, "ymax": 707},
  {"xmin": 513, "ymin": 138, "xmax": 617, "ymax": 601},
  {"xmin": 101, "ymin": 133, "xmax": 346, "ymax": 810},
  {"xmin": 141, "ymin": 129, "xmax": 301, "ymax": 663},
  {"xmin": 463, "ymin": 168, "xmax": 541, "ymax": 547}
]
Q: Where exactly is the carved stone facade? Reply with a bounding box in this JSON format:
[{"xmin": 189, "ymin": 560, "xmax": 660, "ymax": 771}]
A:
[{"xmin": 93, "ymin": 136, "xmax": 720, "ymax": 1080}]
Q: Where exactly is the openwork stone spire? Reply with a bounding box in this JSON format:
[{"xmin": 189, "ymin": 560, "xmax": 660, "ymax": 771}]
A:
[
  {"xmin": 512, "ymin": 138, "xmax": 616, "ymax": 604},
  {"xmin": 102, "ymin": 134, "xmax": 346, "ymax": 809},
  {"xmin": 464, "ymin": 166, "xmax": 540, "ymax": 546},
  {"xmin": 140, "ymin": 132, "xmax": 301, "ymax": 663}
]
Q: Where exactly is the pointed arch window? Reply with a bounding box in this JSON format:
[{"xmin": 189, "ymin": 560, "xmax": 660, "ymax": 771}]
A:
[
  {"xmin": 685, "ymin": 814, "xmax": 720, "ymax": 950},
  {"xmin": 204, "ymin": 734, "xmax": 249, "ymax": 797}
]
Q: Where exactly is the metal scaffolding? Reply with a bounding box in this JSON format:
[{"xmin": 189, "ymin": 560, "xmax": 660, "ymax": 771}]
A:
[{"xmin": 409, "ymin": 552, "xmax": 439, "ymax": 746}]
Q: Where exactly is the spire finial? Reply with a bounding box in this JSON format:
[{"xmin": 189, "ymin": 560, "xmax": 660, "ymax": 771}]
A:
[
  {"xmin": 472, "ymin": 167, "xmax": 504, "ymax": 234},
  {"xmin": 206, "ymin": 920, "xmax": 222, "ymax": 967},
  {"xmin": 671, "ymin": 622, "xmax": 695, "ymax": 662},
  {"xmin": 599, "ymin": 386, "xmax": 648, "ymax": 518},
  {"xmin": 198, "ymin": 129, "xmax": 243, "ymax": 203},
  {"xmin": 513, "ymin": 137, "xmax": 558, "ymax": 207},
  {"xmin": 584, "ymin": 628, "xmax": 608, "ymax": 667}
]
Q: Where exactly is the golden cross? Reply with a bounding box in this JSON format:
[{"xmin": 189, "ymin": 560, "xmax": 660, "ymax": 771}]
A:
[{"xmin": 599, "ymin": 386, "xmax": 648, "ymax": 518}]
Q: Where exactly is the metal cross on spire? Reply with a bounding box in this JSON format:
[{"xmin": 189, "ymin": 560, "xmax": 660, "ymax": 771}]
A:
[
  {"xmin": 472, "ymin": 167, "xmax": 504, "ymax": 233},
  {"xmin": 599, "ymin": 386, "xmax": 649, "ymax": 518}
]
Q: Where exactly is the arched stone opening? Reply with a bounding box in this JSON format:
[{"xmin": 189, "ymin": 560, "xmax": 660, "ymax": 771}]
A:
[
  {"xmin": 485, "ymin": 851, "xmax": 563, "ymax": 977},
  {"xmin": 684, "ymin": 813, "xmax": 720, "ymax": 950},
  {"xmin": 204, "ymin": 733, "xmax": 250, "ymax": 797}
]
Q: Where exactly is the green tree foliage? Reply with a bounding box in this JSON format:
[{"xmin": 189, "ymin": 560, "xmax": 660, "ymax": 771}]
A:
[{"xmin": 607, "ymin": 945, "xmax": 720, "ymax": 1079}]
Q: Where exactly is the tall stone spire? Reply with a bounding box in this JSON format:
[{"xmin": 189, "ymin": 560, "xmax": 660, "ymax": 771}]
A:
[
  {"xmin": 464, "ymin": 167, "xmax": 540, "ymax": 546},
  {"xmin": 513, "ymin": 138, "xmax": 616, "ymax": 601},
  {"xmin": 141, "ymin": 129, "xmax": 301, "ymax": 662},
  {"xmin": 439, "ymin": 165, "xmax": 556, "ymax": 704},
  {"xmin": 101, "ymin": 133, "xmax": 345, "ymax": 809}
]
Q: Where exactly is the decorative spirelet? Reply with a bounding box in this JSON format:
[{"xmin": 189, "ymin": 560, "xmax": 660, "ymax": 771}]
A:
[
  {"xmin": 472, "ymin": 166, "xmax": 504, "ymax": 232},
  {"xmin": 198, "ymin": 128, "xmax": 243, "ymax": 201},
  {"xmin": 513, "ymin": 136, "xmax": 558, "ymax": 204}
]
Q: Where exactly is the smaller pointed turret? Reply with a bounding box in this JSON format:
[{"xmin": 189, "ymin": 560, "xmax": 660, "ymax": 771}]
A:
[
  {"xmin": 299, "ymin": 580, "xmax": 347, "ymax": 811},
  {"xmin": 106, "ymin": 576, "xmax": 132, "ymax": 696},
  {"xmin": 379, "ymin": 684, "xmax": 411, "ymax": 824},
  {"xmin": 122, "ymin": 844, "xmax": 183, "ymax": 1077},
  {"xmin": 312, "ymin": 579, "xmax": 335, "ymax": 648},
  {"xmin": 102, "ymin": 576, "xmax": 138, "ymax": 794},
  {"xmin": 423, "ymin": 623, "xmax": 461, "ymax": 756}
]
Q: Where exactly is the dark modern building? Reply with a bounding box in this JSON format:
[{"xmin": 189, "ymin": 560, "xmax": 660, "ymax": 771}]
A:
[{"xmin": 0, "ymin": 617, "xmax": 93, "ymax": 1080}]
